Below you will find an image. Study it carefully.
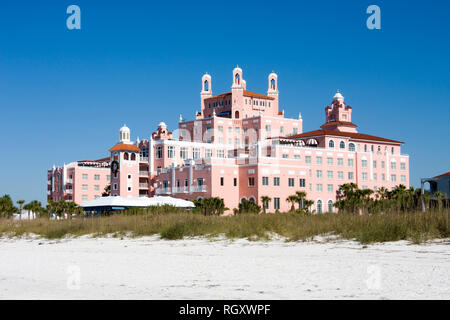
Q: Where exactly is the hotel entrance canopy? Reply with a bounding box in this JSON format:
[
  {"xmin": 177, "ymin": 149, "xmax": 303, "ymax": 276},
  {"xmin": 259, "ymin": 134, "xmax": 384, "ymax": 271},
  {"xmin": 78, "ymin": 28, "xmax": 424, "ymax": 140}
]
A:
[{"xmin": 81, "ymin": 196, "xmax": 195, "ymax": 212}]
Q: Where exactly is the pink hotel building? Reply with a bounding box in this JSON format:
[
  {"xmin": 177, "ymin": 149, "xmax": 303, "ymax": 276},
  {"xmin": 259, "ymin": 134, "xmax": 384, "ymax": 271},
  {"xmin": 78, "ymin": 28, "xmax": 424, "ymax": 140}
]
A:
[{"xmin": 48, "ymin": 67, "xmax": 410, "ymax": 213}]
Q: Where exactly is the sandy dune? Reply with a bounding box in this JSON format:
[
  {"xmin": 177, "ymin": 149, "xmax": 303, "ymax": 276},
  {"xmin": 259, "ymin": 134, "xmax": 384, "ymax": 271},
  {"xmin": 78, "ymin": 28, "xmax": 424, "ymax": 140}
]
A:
[{"xmin": 1, "ymin": 236, "xmax": 449, "ymax": 299}]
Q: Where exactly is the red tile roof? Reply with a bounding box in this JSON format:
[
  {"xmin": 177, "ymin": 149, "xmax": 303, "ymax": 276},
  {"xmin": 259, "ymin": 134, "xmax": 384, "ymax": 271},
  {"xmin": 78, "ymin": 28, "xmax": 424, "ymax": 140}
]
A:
[
  {"xmin": 433, "ymin": 172, "xmax": 450, "ymax": 179},
  {"xmin": 109, "ymin": 143, "xmax": 140, "ymax": 152},
  {"xmin": 287, "ymin": 129, "xmax": 404, "ymax": 144},
  {"xmin": 321, "ymin": 121, "xmax": 357, "ymax": 128}
]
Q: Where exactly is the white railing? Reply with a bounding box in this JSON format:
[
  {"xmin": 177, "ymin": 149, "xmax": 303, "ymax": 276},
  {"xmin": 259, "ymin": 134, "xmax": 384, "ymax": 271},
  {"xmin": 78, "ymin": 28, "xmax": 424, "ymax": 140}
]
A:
[
  {"xmin": 139, "ymin": 183, "xmax": 149, "ymax": 188},
  {"xmin": 140, "ymin": 157, "xmax": 149, "ymax": 162},
  {"xmin": 139, "ymin": 171, "xmax": 149, "ymax": 176},
  {"xmin": 66, "ymin": 189, "xmax": 73, "ymax": 194},
  {"xmin": 155, "ymin": 187, "xmax": 171, "ymax": 195},
  {"xmin": 66, "ymin": 178, "xmax": 73, "ymax": 184},
  {"xmin": 191, "ymin": 185, "xmax": 207, "ymax": 192},
  {"xmin": 47, "ymin": 191, "xmax": 51, "ymax": 195},
  {"xmin": 175, "ymin": 186, "xmax": 189, "ymax": 193}
]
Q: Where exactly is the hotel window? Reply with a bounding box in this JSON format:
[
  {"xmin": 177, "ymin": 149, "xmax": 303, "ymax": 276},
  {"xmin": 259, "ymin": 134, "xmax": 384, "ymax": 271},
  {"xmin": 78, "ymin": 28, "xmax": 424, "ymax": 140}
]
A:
[
  {"xmin": 288, "ymin": 178, "xmax": 295, "ymax": 187},
  {"xmin": 316, "ymin": 170, "xmax": 322, "ymax": 178},
  {"xmin": 294, "ymin": 155, "xmax": 300, "ymax": 159},
  {"xmin": 362, "ymin": 186, "xmax": 368, "ymax": 190},
  {"xmin": 243, "ymin": 127, "xmax": 247, "ymax": 133},
  {"xmin": 317, "ymin": 184, "xmax": 322, "ymax": 192},
  {"xmin": 305, "ymin": 156, "xmax": 311, "ymax": 164},
  {"xmin": 217, "ymin": 149, "xmax": 224, "ymax": 158},
  {"xmin": 374, "ymin": 186, "xmax": 378, "ymax": 193},
  {"xmin": 327, "ymin": 184, "xmax": 333, "ymax": 192},
  {"xmin": 337, "ymin": 158, "xmax": 343, "ymax": 166},
  {"xmin": 94, "ymin": 175, "xmax": 100, "ymax": 180},
  {"xmin": 235, "ymin": 138, "xmax": 240, "ymax": 145},
  {"xmin": 82, "ymin": 195, "xmax": 88, "ymax": 201},
  {"xmin": 381, "ymin": 161, "xmax": 385, "ymax": 169},
  {"xmin": 338, "ymin": 171, "xmax": 344, "ymax": 180},
  {"xmin": 364, "ymin": 145, "xmax": 367, "ymax": 152},
  {"xmin": 205, "ymin": 149, "xmax": 212, "ymax": 158},
  {"xmin": 282, "ymin": 154, "xmax": 289, "ymax": 158},
  {"xmin": 274, "ymin": 198, "xmax": 280, "ymax": 210},
  {"xmin": 327, "ymin": 158, "xmax": 333, "ymax": 166},
  {"xmin": 373, "ymin": 161, "xmax": 377, "ymax": 168},
  {"xmin": 106, "ymin": 175, "xmax": 111, "ymax": 182},
  {"xmin": 340, "ymin": 141, "xmax": 345, "ymax": 149},
  {"xmin": 94, "ymin": 185, "xmax": 100, "ymax": 191},
  {"xmin": 349, "ymin": 143, "xmax": 355, "ymax": 152},
  {"xmin": 218, "ymin": 137, "xmax": 223, "ymax": 144},
  {"xmin": 82, "ymin": 184, "xmax": 88, "ymax": 191},
  {"xmin": 274, "ymin": 177, "xmax": 280, "ymax": 186},
  {"xmin": 228, "ymin": 138, "xmax": 232, "ymax": 144},
  {"xmin": 218, "ymin": 126, "xmax": 223, "ymax": 132},
  {"xmin": 82, "ymin": 174, "xmax": 88, "ymax": 180},
  {"xmin": 156, "ymin": 146, "xmax": 163, "ymax": 159},
  {"xmin": 234, "ymin": 178, "xmax": 237, "ymax": 186},
  {"xmin": 391, "ymin": 147, "xmax": 394, "ymax": 154},
  {"xmin": 248, "ymin": 177, "xmax": 255, "ymax": 186},
  {"xmin": 280, "ymin": 126, "xmax": 284, "ymax": 134},
  {"xmin": 262, "ymin": 177, "xmax": 269, "ymax": 185},
  {"xmin": 292, "ymin": 128, "xmax": 298, "ymax": 135},
  {"xmin": 235, "ymin": 127, "xmax": 240, "ymax": 134},
  {"xmin": 362, "ymin": 173, "xmax": 368, "ymax": 181},
  {"xmin": 113, "ymin": 172, "xmax": 118, "ymax": 179},
  {"xmin": 265, "ymin": 125, "xmax": 271, "ymax": 132},
  {"xmin": 391, "ymin": 161, "xmax": 396, "ymax": 170},
  {"xmin": 180, "ymin": 147, "xmax": 188, "ymax": 159},
  {"xmin": 193, "ymin": 148, "xmax": 200, "ymax": 159},
  {"xmin": 391, "ymin": 174, "xmax": 397, "ymax": 182},
  {"xmin": 299, "ymin": 179, "xmax": 306, "ymax": 187},
  {"xmin": 362, "ymin": 160, "xmax": 367, "ymax": 168},
  {"xmin": 220, "ymin": 177, "xmax": 224, "ymax": 186},
  {"xmin": 113, "ymin": 183, "xmax": 118, "ymax": 190},
  {"xmin": 400, "ymin": 163, "xmax": 406, "ymax": 170},
  {"xmin": 401, "ymin": 175, "xmax": 406, "ymax": 182},
  {"xmin": 329, "ymin": 140, "xmax": 334, "ymax": 148},
  {"xmin": 373, "ymin": 173, "xmax": 377, "ymax": 181},
  {"xmin": 381, "ymin": 174, "xmax": 385, "ymax": 181},
  {"xmin": 327, "ymin": 171, "xmax": 333, "ymax": 179},
  {"xmin": 168, "ymin": 146, "xmax": 175, "ymax": 158},
  {"xmin": 316, "ymin": 157, "xmax": 322, "ymax": 165},
  {"xmin": 184, "ymin": 179, "xmax": 188, "ymax": 187},
  {"xmin": 348, "ymin": 172, "xmax": 354, "ymax": 179},
  {"xmin": 228, "ymin": 127, "xmax": 232, "ymax": 134}
]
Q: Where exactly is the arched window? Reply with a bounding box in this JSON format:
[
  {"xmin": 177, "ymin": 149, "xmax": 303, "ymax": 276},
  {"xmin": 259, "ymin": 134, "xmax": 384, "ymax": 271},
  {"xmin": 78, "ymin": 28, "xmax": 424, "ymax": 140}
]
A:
[
  {"xmin": 340, "ymin": 141, "xmax": 345, "ymax": 149},
  {"xmin": 378, "ymin": 146, "xmax": 381, "ymax": 152},
  {"xmin": 364, "ymin": 144, "xmax": 367, "ymax": 152},
  {"xmin": 349, "ymin": 143, "xmax": 355, "ymax": 151},
  {"xmin": 327, "ymin": 200, "xmax": 333, "ymax": 213},
  {"xmin": 131, "ymin": 153, "xmax": 136, "ymax": 161},
  {"xmin": 328, "ymin": 140, "xmax": 335, "ymax": 148},
  {"xmin": 235, "ymin": 73, "xmax": 240, "ymax": 85},
  {"xmin": 235, "ymin": 111, "xmax": 240, "ymax": 119},
  {"xmin": 124, "ymin": 152, "xmax": 129, "ymax": 160},
  {"xmin": 248, "ymin": 196, "xmax": 256, "ymax": 203},
  {"xmin": 317, "ymin": 200, "xmax": 323, "ymax": 214},
  {"xmin": 270, "ymin": 79, "xmax": 276, "ymax": 90},
  {"xmin": 391, "ymin": 147, "xmax": 394, "ymax": 154},
  {"xmin": 204, "ymin": 80, "xmax": 209, "ymax": 91}
]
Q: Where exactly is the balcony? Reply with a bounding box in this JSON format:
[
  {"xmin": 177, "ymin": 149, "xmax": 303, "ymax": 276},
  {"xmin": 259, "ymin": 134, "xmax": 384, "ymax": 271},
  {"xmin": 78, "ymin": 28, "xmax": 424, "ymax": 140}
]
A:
[
  {"xmin": 47, "ymin": 191, "xmax": 51, "ymax": 195},
  {"xmin": 66, "ymin": 178, "xmax": 73, "ymax": 184},
  {"xmin": 155, "ymin": 187, "xmax": 171, "ymax": 195},
  {"xmin": 66, "ymin": 189, "xmax": 73, "ymax": 194},
  {"xmin": 191, "ymin": 185, "xmax": 207, "ymax": 193},
  {"xmin": 140, "ymin": 157, "xmax": 149, "ymax": 162},
  {"xmin": 139, "ymin": 183, "xmax": 149, "ymax": 189},
  {"xmin": 139, "ymin": 171, "xmax": 149, "ymax": 177},
  {"xmin": 175, "ymin": 186, "xmax": 189, "ymax": 194}
]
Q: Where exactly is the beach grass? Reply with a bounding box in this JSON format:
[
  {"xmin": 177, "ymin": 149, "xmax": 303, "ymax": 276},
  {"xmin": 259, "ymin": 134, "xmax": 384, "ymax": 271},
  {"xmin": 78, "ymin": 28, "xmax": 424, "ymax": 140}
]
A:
[{"xmin": 0, "ymin": 210, "xmax": 449, "ymax": 244}]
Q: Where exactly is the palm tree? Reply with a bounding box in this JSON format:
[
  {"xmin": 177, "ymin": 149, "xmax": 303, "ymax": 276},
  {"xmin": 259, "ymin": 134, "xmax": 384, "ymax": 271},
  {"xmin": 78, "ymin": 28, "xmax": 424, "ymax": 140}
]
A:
[
  {"xmin": 16, "ymin": 200, "xmax": 25, "ymax": 220},
  {"xmin": 295, "ymin": 191, "xmax": 307, "ymax": 210},
  {"xmin": 286, "ymin": 195, "xmax": 297, "ymax": 212},
  {"xmin": 434, "ymin": 191, "xmax": 445, "ymax": 212},
  {"xmin": 304, "ymin": 199, "xmax": 314, "ymax": 213},
  {"xmin": 24, "ymin": 200, "xmax": 44, "ymax": 219},
  {"xmin": 260, "ymin": 196, "xmax": 271, "ymax": 214}
]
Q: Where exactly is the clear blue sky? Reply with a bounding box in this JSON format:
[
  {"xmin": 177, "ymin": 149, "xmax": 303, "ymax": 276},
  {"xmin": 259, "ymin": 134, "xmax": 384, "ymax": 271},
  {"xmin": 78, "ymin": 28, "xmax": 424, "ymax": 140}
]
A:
[{"xmin": 1, "ymin": 0, "xmax": 449, "ymax": 204}]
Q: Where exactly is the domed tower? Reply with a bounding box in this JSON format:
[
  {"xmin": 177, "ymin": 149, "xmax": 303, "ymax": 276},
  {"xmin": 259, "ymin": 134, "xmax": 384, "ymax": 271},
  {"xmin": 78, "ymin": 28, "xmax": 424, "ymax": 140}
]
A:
[
  {"xmin": 322, "ymin": 90, "xmax": 357, "ymax": 133},
  {"xmin": 119, "ymin": 124, "xmax": 131, "ymax": 144},
  {"xmin": 200, "ymin": 73, "xmax": 213, "ymax": 117},
  {"xmin": 267, "ymin": 71, "xmax": 279, "ymax": 116},
  {"xmin": 109, "ymin": 125, "xmax": 140, "ymax": 197}
]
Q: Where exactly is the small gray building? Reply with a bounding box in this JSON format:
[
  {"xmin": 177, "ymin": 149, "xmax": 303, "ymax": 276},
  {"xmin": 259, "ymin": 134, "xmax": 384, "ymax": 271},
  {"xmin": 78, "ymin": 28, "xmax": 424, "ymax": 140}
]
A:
[{"xmin": 421, "ymin": 172, "xmax": 450, "ymax": 211}]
